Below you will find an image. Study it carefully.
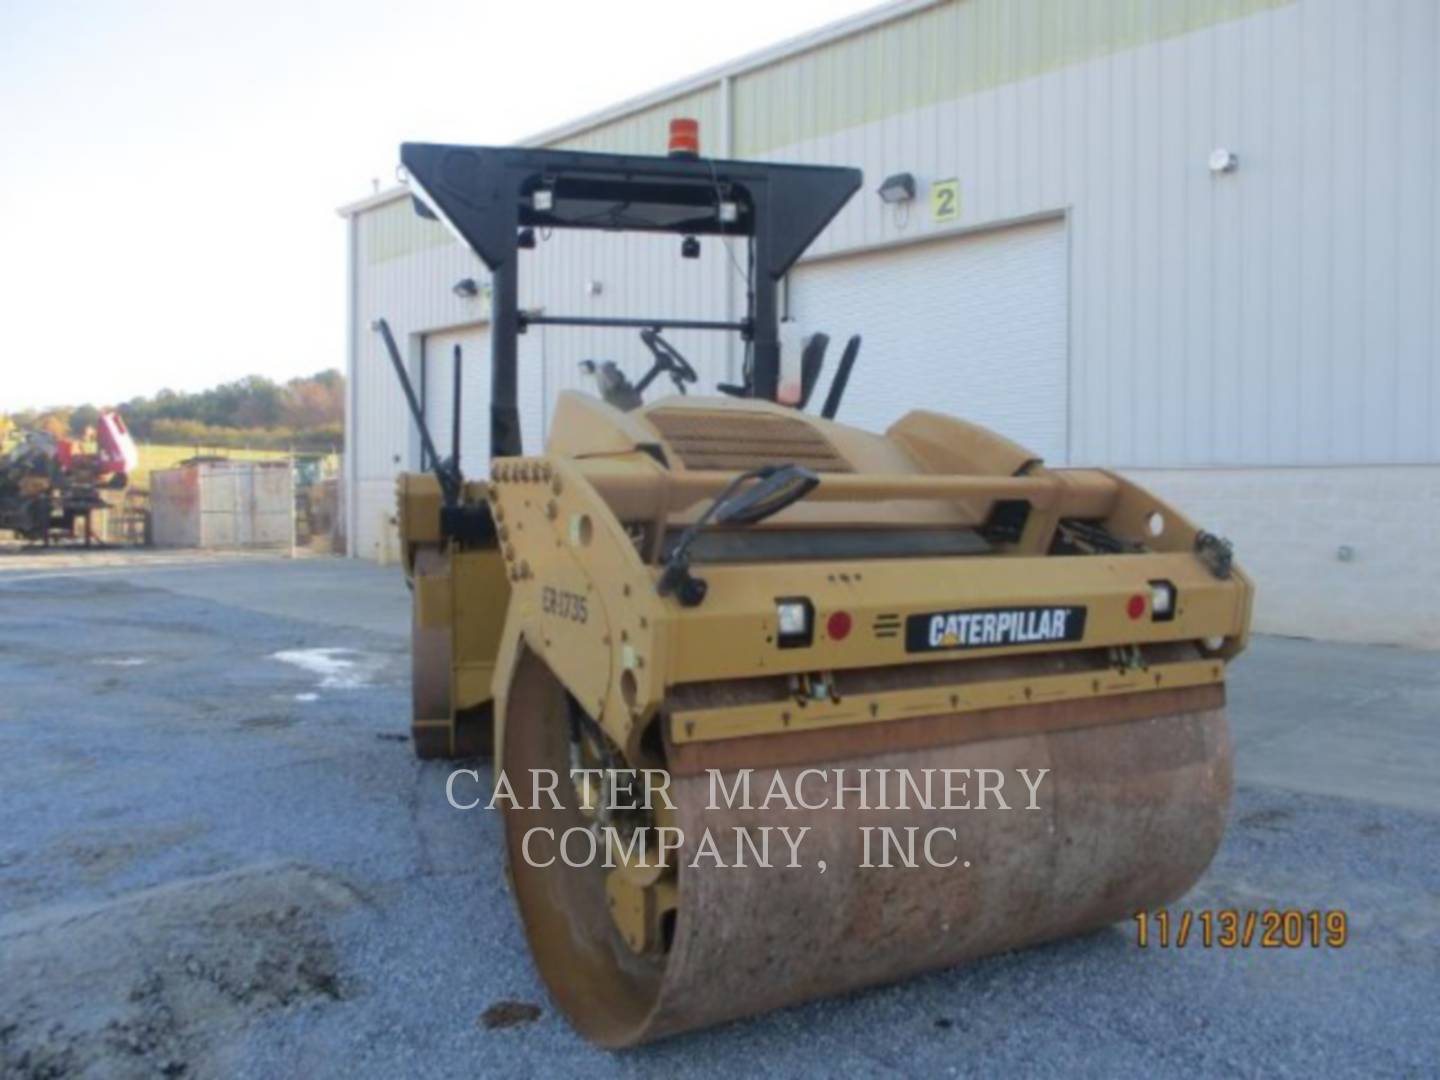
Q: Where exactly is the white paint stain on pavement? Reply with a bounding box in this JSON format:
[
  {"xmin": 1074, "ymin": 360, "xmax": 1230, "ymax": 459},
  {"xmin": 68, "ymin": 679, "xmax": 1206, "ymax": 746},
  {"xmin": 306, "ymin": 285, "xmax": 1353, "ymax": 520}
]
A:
[{"xmin": 270, "ymin": 648, "xmax": 384, "ymax": 691}]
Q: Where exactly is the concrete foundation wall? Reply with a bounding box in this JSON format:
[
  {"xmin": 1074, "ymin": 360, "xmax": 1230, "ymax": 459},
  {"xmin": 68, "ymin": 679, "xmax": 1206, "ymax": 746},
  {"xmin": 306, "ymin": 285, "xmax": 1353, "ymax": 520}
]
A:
[
  {"xmin": 1136, "ymin": 465, "xmax": 1439, "ymax": 648},
  {"xmin": 354, "ymin": 477, "xmax": 399, "ymax": 564}
]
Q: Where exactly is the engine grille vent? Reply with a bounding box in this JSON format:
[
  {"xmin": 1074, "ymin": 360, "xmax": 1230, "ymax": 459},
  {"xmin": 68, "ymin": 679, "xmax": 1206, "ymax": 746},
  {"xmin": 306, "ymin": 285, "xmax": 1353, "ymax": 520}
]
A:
[
  {"xmin": 873, "ymin": 613, "xmax": 902, "ymax": 639},
  {"xmin": 645, "ymin": 409, "xmax": 853, "ymax": 473}
]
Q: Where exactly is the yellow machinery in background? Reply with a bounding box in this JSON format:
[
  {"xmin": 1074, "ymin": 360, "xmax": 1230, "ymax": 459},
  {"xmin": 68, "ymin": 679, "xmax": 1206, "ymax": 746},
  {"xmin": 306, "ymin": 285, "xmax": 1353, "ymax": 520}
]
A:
[{"xmin": 383, "ymin": 135, "xmax": 1252, "ymax": 1045}]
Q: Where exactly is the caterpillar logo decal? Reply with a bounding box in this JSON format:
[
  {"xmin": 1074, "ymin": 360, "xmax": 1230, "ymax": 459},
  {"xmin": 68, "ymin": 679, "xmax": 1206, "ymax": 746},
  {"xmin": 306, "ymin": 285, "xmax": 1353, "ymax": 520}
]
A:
[{"xmin": 905, "ymin": 605, "xmax": 1087, "ymax": 653}]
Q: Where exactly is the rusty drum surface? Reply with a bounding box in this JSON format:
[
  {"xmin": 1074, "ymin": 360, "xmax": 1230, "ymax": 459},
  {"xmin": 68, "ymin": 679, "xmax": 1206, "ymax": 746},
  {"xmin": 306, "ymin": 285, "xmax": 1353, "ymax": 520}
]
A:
[{"xmin": 502, "ymin": 658, "xmax": 1231, "ymax": 1047}]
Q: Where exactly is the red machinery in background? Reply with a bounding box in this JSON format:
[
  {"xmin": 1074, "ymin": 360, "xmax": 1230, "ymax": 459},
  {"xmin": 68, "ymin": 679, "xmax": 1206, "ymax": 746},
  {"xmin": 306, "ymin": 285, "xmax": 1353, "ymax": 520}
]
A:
[
  {"xmin": 54, "ymin": 412, "xmax": 140, "ymax": 479},
  {"xmin": 0, "ymin": 410, "xmax": 138, "ymax": 545}
]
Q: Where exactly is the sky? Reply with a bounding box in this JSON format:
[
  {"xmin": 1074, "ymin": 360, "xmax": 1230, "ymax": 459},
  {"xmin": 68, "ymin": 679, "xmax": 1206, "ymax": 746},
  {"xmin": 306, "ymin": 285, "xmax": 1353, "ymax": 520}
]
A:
[{"xmin": 0, "ymin": 0, "xmax": 878, "ymax": 412}]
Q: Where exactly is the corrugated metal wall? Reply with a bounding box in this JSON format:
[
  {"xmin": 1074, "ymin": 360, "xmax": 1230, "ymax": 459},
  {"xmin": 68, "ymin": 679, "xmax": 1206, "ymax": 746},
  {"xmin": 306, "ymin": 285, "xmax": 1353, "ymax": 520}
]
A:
[
  {"xmin": 552, "ymin": 86, "xmax": 724, "ymax": 154},
  {"xmin": 348, "ymin": 0, "xmax": 1440, "ymax": 552},
  {"xmin": 348, "ymin": 198, "xmax": 730, "ymax": 556},
  {"xmin": 349, "ymin": 212, "xmax": 733, "ymax": 462},
  {"xmin": 349, "ymin": 201, "xmax": 489, "ymax": 559},
  {"xmin": 730, "ymin": 0, "xmax": 1293, "ymax": 158},
  {"xmin": 742, "ymin": 0, "xmax": 1438, "ymax": 467}
]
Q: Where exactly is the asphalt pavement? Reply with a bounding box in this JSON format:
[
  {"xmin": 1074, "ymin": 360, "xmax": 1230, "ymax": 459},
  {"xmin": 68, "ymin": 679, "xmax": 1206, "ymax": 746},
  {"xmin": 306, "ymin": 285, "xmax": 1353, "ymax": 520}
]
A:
[{"xmin": 0, "ymin": 552, "xmax": 1435, "ymax": 1078}]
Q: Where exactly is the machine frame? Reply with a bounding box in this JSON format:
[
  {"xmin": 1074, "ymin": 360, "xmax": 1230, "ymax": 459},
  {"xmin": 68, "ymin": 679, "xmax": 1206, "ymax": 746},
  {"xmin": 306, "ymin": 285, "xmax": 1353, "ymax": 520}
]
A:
[{"xmin": 382, "ymin": 136, "xmax": 1253, "ymax": 1046}]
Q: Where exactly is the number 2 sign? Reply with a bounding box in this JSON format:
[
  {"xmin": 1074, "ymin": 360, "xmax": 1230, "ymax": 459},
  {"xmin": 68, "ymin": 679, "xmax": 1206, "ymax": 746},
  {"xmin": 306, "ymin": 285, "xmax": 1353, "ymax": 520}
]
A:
[{"xmin": 931, "ymin": 179, "xmax": 960, "ymax": 223}]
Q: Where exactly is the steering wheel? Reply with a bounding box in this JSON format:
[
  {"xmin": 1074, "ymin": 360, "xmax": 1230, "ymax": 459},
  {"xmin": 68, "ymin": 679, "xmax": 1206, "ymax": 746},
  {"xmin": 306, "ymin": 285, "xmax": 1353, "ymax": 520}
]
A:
[{"xmin": 637, "ymin": 328, "xmax": 698, "ymax": 394}]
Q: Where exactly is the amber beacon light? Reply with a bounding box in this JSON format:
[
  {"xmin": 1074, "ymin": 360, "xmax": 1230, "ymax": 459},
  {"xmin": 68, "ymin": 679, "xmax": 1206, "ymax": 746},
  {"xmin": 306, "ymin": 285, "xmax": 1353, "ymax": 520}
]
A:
[{"xmin": 668, "ymin": 117, "xmax": 700, "ymax": 158}]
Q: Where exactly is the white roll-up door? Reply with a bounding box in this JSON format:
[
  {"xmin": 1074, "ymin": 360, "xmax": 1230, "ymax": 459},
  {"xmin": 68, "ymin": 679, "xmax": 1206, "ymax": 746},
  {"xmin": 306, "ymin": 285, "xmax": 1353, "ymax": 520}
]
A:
[
  {"xmin": 788, "ymin": 217, "xmax": 1069, "ymax": 464},
  {"xmin": 422, "ymin": 322, "xmax": 552, "ymax": 468},
  {"xmin": 422, "ymin": 324, "xmax": 490, "ymax": 472}
]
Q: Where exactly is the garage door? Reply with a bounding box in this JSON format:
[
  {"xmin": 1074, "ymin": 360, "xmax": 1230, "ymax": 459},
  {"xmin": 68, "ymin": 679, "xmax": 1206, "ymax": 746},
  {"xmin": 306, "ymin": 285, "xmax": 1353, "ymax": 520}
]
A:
[
  {"xmin": 422, "ymin": 324, "xmax": 549, "ymax": 472},
  {"xmin": 788, "ymin": 217, "xmax": 1069, "ymax": 464},
  {"xmin": 422, "ymin": 325, "xmax": 490, "ymax": 472}
]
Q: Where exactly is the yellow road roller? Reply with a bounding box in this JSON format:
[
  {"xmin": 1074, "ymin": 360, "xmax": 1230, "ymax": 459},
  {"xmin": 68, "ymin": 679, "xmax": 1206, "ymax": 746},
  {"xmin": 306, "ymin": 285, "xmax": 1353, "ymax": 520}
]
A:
[{"xmin": 381, "ymin": 136, "xmax": 1253, "ymax": 1046}]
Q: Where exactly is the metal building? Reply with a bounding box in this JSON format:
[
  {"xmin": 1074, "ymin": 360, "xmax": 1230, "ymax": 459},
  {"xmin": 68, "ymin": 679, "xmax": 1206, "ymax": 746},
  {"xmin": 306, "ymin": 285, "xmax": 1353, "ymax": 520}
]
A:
[{"xmin": 340, "ymin": 0, "xmax": 1440, "ymax": 647}]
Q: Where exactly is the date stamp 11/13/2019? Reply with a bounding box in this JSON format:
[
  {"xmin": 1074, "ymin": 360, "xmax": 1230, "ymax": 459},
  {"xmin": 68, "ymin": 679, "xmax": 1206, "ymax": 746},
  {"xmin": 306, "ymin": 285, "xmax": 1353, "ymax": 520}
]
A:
[{"xmin": 1134, "ymin": 909, "xmax": 1349, "ymax": 949}]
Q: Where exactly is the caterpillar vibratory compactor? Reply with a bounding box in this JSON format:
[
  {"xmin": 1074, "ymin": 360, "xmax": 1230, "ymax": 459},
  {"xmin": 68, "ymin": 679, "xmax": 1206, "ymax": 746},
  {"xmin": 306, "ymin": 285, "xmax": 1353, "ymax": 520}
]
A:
[{"xmin": 383, "ymin": 130, "xmax": 1253, "ymax": 1046}]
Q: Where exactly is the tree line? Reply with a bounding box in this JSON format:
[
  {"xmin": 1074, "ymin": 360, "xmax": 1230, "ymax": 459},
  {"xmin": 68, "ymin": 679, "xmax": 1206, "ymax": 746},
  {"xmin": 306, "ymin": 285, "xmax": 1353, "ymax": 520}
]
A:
[{"xmin": 3, "ymin": 371, "xmax": 345, "ymax": 451}]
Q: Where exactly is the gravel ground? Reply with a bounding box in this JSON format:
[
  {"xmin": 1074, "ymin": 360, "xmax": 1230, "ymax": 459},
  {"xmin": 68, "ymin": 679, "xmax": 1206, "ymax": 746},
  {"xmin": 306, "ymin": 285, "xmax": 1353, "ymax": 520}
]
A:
[{"xmin": 0, "ymin": 558, "xmax": 1436, "ymax": 1078}]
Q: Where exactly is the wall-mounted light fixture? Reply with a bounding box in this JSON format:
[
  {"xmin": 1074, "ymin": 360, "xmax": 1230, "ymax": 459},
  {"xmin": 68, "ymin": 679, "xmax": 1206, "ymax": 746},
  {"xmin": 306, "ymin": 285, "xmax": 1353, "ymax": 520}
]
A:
[
  {"xmin": 1208, "ymin": 148, "xmax": 1239, "ymax": 174},
  {"xmin": 452, "ymin": 278, "xmax": 479, "ymax": 299},
  {"xmin": 532, "ymin": 186, "xmax": 555, "ymax": 211},
  {"xmin": 681, "ymin": 235, "xmax": 700, "ymax": 259},
  {"xmin": 878, "ymin": 172, "xmax": 917, "ymax": 204}
]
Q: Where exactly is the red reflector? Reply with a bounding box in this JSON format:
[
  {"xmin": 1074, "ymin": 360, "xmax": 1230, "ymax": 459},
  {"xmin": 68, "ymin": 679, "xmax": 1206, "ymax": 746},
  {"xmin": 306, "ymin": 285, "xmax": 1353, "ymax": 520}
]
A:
[
  {"xmin": 668, "ymin": 117, "xmax": 700, "ymax": 158},
  {"xmin": 826, "ymin": 611, "xmax": 852, "ymax": 640},
  {"xmin": 1126, "ymin": 594, "xmax": 1146, "ymax": 620}
]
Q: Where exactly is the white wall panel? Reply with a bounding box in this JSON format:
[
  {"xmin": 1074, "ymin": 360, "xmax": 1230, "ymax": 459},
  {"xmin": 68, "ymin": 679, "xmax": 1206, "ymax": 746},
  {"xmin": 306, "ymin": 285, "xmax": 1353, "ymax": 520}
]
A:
[
  {"xmin": 348, "ymin": 210, "xmax": 488, "ymax": 557},
  {"xmin": 751, "ymin": 0, "xmax": 1439, "ymax": 468}
]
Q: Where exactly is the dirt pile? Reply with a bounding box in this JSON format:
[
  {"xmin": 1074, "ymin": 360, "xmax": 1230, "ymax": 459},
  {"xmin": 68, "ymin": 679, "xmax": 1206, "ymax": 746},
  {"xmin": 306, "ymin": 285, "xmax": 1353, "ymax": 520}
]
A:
[{"xmin": 1, "ymin": 861, "xmax": 359, "ymax": 1078}]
